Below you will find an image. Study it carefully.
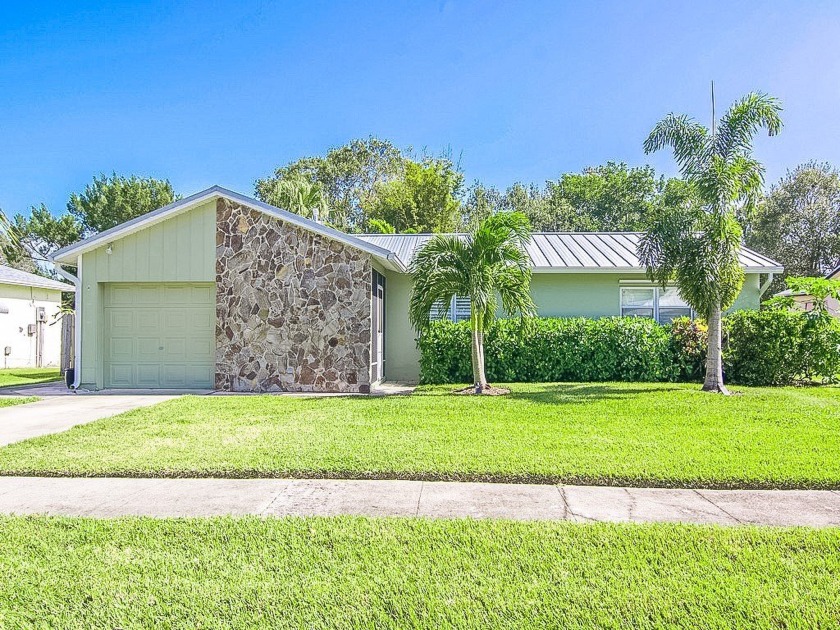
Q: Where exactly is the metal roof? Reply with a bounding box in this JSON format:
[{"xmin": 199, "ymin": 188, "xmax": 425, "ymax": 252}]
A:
[
  {"xmin": 0, "ymin": 264, "xmax": 72, "ymax": 291},
  {"xmin": 358, "ymin": 232, "xmax": 784, "ymax": 273}
]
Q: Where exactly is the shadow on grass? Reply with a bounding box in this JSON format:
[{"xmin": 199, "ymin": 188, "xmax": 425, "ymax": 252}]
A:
[
  {"xmin": 410, "ymin": 382, "xmax": 687, "ymax": 406},
  {"xmin": 4, "ymin": 370, "xmax": 60, "ymax": 380},
  {"xmin": 504, "ymin": 383, "xmax": 685, "ymax": 406}
]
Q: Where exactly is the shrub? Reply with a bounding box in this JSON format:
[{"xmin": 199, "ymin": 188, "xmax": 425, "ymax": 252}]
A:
[
  {"xmin": 725, "ymin": 310, "xmax": 840, "ymax": 386},
  {"xmin": 418, "ymin": 312, "xmax": 840, "ymax": 386},
  {"xmin": 669, "ymin": 317, "xmax": 708, "ymax": 382},
  {"xmin": 418, "ymin": 317, "xmax": 677, "ymax": 384}
]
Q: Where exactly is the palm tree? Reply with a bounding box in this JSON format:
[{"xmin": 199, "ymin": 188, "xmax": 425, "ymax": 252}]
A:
[
  {"xmin": 409, "ymin": 212, "xmax": 536, "ymax": 393},
  {"xmin": 274, "ymin": 175, "xmax": 329, "ymax": 222},
  {"xmin": 640, "ymin": 91, "xmax": 782, "ymax": 394}
]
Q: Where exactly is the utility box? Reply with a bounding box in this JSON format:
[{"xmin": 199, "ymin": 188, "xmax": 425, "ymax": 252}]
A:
[
  {"xmin": 36, "ymin": 307, "xmax": 47, "ymax": 322},
  {"xmin": 27, "ymin": 323, "xmax": 36, "ymax": 336}
]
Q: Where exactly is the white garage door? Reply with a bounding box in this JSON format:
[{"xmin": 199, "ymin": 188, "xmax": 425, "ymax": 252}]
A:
[{"xmin": 104, "ymin": 283, "xmax": 215, "ymax": 389}]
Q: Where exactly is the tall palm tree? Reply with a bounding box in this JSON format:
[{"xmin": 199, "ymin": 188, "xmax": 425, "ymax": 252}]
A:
[
  {"xmin": 274, "ymin": 175, "xmax": 329, "ymax": 222},
  {"xmin": 641, "ymin": 91, "xmax": 782, "ymax": 394},
  {"xmin": 409, "ymin": 212, "xmax": 536, "ymax": 393}
]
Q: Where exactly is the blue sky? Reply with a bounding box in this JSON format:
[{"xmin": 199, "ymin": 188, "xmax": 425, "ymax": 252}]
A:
[{"xmin": 2, "ymin": 1, "xmax": 839, "ymax": 216}]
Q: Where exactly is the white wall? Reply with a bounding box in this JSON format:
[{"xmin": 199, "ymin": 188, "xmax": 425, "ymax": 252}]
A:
[{"xmin": 0, "ymin": 284, "xmax": 64, "ymax": 369}]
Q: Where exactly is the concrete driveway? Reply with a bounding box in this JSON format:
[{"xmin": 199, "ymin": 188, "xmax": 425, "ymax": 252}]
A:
[{"xmin": 0, "ymin": 391, "xmax": 187, "ymax": 446}]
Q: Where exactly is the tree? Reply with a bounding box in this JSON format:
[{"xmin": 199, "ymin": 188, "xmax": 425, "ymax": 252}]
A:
[
  {"xmin": 747, "ymin": 162, "xmax": 840, "ymax": 280},
  {"xmin": 1, "ymin": 204, "xmax": 81, "ymax": 271},
  {"xmin": 544, "ymin": 162, "xmax": 680, "ymax": 232},
  {"xmin": 366, "ymin": 157, "xmax": 463, "ymax": 233},
  {"xmin": 69, "ymin": 173, "xmax": 177, "ymax": 235},
  {"xmin": 460, "ymin": 181, "xmax": 503, "ymax": 230},
  {"xmin": 409, "ymin": 212, "xmax": 535, "ymax": 393},
  {"xmin": 2, "ymin": 173, "xmax": 176, "ymax": 271},
  {"xmin": 267, "ymin": 174, "xmax": 328, "ymax": 222},
  {"xmin": 256, "ymin": 137, "xmax": 404, "ymax": 232},
  {"xmin": 640, "ymin": 91, "xmax": 782, "ymax": 394}
]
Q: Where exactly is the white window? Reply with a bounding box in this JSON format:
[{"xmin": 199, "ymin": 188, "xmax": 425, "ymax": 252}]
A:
[
  {"xmin": 621, "ymin": 286, "xmax": 692, "ymax": 324},
  {"xmin": 431, "ymin": 296, "xmax": 471, "ymax": 323}
]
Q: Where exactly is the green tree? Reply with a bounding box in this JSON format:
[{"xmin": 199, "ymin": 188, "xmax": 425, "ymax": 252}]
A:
[
  {"xmin": 640, "ymin": 91, "xmax": 782, "ymax": 394},
  {"xmin": 69, "ymin": 173, "xmax": 177, "ymax": 234},
  {"xmin": 747, "ymin": 162, "xmax": 840, "ymax": 280},
  {"xmin": 268, "ymin": 174, "xmax": 328, "ymax": 222},
  {"xmin": 366, "ymin": 158, "xmax": 463, "ymax": 233},
  {"xmin": 2, "ymin": 173, "xmax": 175, "ymax": 270},
  {"xmin": 409, "ymin": 212, "xmax": 535, "ymax": 393},
  {"xmin": 545, "ymin": 162, "xmax": 668, "ymax": 231},
  {"xmin": 501, "ymin": 183, "xmax": 554, "ymax": 230},
  {"xmin": 460, "ymin": 181, "xmax": 502, "ymax": 230},
  {"xmin": 1, "ymin": 204, "xmax": 81, "ymax": 270},
  {"xmin": 256, "ymin": 137, "xmax": 403, "ymax": 232}
]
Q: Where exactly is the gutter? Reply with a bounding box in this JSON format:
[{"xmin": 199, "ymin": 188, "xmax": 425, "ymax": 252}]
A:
[
  {"xmin": 386, "ymin": 252, "xmax": 407, "ymax": 272},
  {"xmin": 52, "ymin": 258, "xmax": 82, "ymax": 390}
]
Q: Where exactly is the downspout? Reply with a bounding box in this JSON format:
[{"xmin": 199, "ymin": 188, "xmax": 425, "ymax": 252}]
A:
[
  {"xmin": 758, "ymin": 273, "xmax": 775, "ymax": 299},
  {"xmin": 52, "ymin": 257, "xmax": 82, "ymax": 390}
]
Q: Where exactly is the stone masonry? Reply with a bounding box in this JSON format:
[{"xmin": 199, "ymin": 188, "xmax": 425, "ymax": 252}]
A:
[{"xmin": 215, "ymin": 198, "xmax": 372, "ymax": 392}]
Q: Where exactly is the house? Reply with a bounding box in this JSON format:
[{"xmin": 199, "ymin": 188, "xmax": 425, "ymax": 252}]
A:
[
  {"xmin": 0, "ymin": 264, "xmax": 71, "ymax": 369},
  {"xmin": 775, "ymin": 264, "xmax": 840, "ymax": 317},
  {"xmin": 50, "ymin": 186, "xmax": 782, "ymax": 391}
]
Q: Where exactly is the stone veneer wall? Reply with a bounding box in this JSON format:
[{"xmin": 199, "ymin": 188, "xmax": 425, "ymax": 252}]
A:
[{"xmin": 215, "ymin": 198, "xmax": 372, "ymax": 392}]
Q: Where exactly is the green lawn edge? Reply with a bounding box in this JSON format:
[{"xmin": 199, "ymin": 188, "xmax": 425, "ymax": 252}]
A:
[
  {"xmin": 0, "ymin": 382, "xmax": 838, "ymax": 490},
  {"xmin": 1, "ymin": 515, "xmax": 838, "ymax": 628}
]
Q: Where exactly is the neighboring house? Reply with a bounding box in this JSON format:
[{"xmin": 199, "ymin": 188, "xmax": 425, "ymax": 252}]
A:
[
  {"xmin": 0, "ymin": 265, "xmax": 71, "ymax": 369},
  {"xmin": 51, "ymin": 186, "xmax": 782, "ymax": 392},
  {"xmin": 775, "ymin": 264, "xmax": 840, "ymax": 318}
]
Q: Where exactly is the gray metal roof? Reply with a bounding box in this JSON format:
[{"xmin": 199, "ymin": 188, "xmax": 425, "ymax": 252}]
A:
[
  {"xmin": 358, "ymin": 232, "xmax": 784, "ymax": 273},
  {"xmin": 0, "ymin": 264, "xmax": 72, "ymax": 291}
]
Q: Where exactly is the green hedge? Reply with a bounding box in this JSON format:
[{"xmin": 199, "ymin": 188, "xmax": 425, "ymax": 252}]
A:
[
  {"xmin": 725, "ymin": 310, "xmax": 840, "ymax": 386},
  {"xmin": 418, "ymin": 312, "xmax": 840, "ymax": 386}
]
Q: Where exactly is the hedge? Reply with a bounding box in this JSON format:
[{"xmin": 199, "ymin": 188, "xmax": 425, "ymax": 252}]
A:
[{"xmin": 418, "ymin": 312, "xmax": 840, "ymax": 386}]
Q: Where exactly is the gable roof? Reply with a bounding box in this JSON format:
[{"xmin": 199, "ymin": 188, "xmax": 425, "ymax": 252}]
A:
[
  {"xmin": 358, "ymin": 232, "xmax": 784, "ymax": 273},
  {"xmin": 827, "ymin": 264, "xmax": 840, "ymax": 280},
  {"xmin": 0, "ymin": 264, "xmax": 72, "ymax": 291},
  {"xmin": 50, "ymin": 186, "xmax": 407, "ymax": 271}
]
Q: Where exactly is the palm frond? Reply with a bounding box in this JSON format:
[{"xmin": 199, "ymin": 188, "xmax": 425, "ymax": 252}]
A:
[
  {"xmin": 643, "ymin": 114, "xmax": 709, "ymax": 174},
  {"xmin": 714, "ymin": 92, "xmax": 782, "ymax": 160},
  {"xmin": 408, "ymin": 235, "xmax": 470, "ymax": 330}
]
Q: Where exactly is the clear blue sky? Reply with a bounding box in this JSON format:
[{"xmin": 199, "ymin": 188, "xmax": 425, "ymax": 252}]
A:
[{"xmin": 2, "ymin": 1, "xmax": 839, "ymax": 216}]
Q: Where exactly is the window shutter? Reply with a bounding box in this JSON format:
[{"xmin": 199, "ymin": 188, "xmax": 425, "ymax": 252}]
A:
[
  {"xmin": 430, "ymin": 300, "xmax": 449, "ymax": 321},
  {"xmin": 453, "ymin": 296, "xmax": 471, "ymax": 322}
]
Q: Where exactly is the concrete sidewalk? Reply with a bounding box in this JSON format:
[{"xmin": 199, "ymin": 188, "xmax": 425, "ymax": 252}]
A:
[
  {"xmin": 0, "ymin": 395, "xmax": 181, "ymax": 446},
  {"xmin": 0, "ymin": 477, "xmax": 838, "ymax": 526}
]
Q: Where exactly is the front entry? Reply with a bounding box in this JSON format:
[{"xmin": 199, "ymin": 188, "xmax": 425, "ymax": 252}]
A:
[
  {"xmin": 371, "ymin": 271, "xmax": 385, "ymax": 383},
  {"xmin": 103, "ymin": 283, "xmax": 215, "ymax": 388}
]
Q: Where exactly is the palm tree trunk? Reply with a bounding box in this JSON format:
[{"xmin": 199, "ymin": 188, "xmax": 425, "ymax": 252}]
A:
[
  {"xmin": 702, "ymin": 303, "xmax": 730, "ymax": 394},
  {"xmin": 470, "ymin": 310, "xmax": 488, "ymax": 393}
]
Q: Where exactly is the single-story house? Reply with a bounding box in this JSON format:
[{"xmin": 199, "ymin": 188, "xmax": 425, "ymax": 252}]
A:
[
  {"xmin": 0, "ymin": 264, "xmax": 71, "ymax": 368},
  {"xmin": 775, "ymin": 264, "xmax": 840, "ymax": 317},
  {"xmin": 50, "ymin": 186, "xmax": 783, "ymax": 392}
]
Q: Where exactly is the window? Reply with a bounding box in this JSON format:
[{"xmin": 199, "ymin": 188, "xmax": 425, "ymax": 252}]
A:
[
  {"xmin": 620, "ymin": 286, "xmax": 692, "ymax": 324},
  {"xmin": 431, "ymin": 296, "xmax": 471, "ymax": 322}
]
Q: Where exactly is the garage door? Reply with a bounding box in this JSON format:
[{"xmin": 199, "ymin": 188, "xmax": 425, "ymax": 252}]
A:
[{"xmin": 104, "ymin": 283, "xmax": 215, "ymax": 389}]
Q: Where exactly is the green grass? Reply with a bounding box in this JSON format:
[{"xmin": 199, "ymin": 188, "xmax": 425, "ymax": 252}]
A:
[
  {"xmin": 1, "ymin": 382, "xmax": 838, "ymax": 488},
  {"xmin": 0, "ymin": 367, "xmax": 61, "ymax": 388},
  {"xmin": 0, "ymin": 397, "xmax": 38, "ymax": 409},
  {"xmin": 0, "ymin": 516, "xmax": 838, "ymax": 629}
]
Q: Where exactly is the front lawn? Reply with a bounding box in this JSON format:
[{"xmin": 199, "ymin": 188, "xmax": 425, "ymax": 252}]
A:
[
  {"xmin": 1, "ymin": 383, "xmax": 838, "ymax": 488},
  {"xmin": 0, "ymin": 367, "xmax": 61, "ymax": 388},
  {"xmin": 0, "ymin": 516, "xmax": 837, "ymax": 628}
]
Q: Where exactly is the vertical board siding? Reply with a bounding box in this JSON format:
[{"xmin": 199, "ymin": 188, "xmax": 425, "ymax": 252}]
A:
[{"xmin": 78, "ymin": 200, "xmax": 217, "ymax": 389}]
